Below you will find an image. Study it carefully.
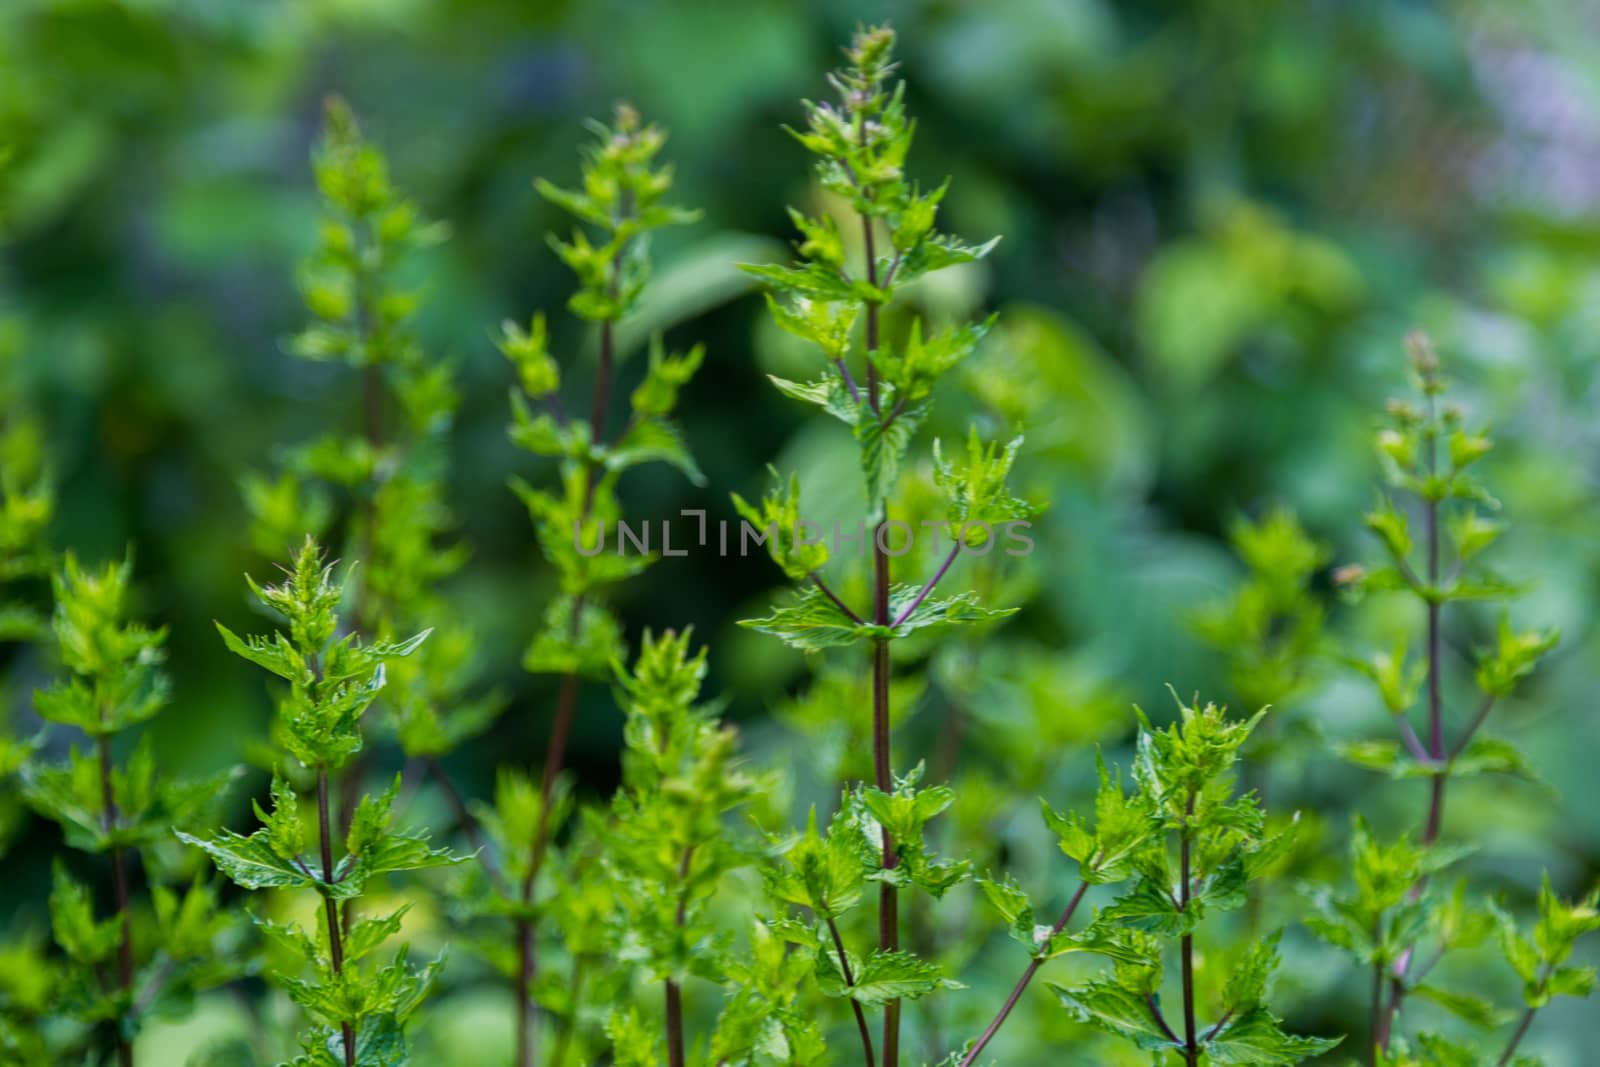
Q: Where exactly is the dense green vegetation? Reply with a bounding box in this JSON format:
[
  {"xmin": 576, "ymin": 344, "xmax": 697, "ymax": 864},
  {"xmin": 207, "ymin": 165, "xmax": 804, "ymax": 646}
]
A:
[{"xmin": 2, "ymin": 2, "xmax": 1599, "ymax": 1065}]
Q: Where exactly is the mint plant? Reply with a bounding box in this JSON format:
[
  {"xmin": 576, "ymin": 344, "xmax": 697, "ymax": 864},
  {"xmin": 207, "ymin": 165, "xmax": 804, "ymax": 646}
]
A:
[
  {"xmin": 1313, "ymin": 333, "xmax": 1591, "ymax": 1064},
  {"xmin": 600, "ymin": 629, "xmax": 759, "ymax": 1067},
  {"xmin": 20, "ymin": 555, "xmax": 239, "ymax": 1067},
  {"xmin": 245, "ymin": 97, "xmax": 498, "ymax": 861},
  {"xmin": 738, "ymin": 25, "xmax": 1028, "ymax": 1066},
  {"xmin": 757, "ymin": 766, "xmax": 968, "ymax": 1067},
  {"xmin": 959, "ymin": 696, "xmax": 1339, "ymax": 1065},
  {"xmin": 495, "ymin": 102, "xmax": 702, "ymax": 1067},
  {"xmin": 179, "ymin": 539, "xmax": 456, "ymax": 1067}
]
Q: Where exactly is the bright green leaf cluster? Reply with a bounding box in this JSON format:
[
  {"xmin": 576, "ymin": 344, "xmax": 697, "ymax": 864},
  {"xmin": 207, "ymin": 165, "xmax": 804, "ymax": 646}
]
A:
[
  {"xmin": 731, "ymin": 471, "xmax": 829, "ymax": 582},
  {"xmin": 931, "ymin": 429, "xmax": 1036, "ymax": 547},
  {"xmin": 503, "ymin": 106, "xmax": 704, "ymax": 692},
  {"xmin": 1193, "ymin": 508, "xmax": 1329, "ymax": 714},
  {"xmin": 214, "ymin": 538, "xmax": 429, "ymax": 771},
  {"xmin": 536, "ymin": 103, "xmax": 700, "ymax": 324},
  {"xmin": 597, "ymin": 631, "xmax": 763, "ymax": 1056},
  {"xmin": 0, "ymin": 337, "xmax": 51, "ymax": 641},
  {"xmin": 990, "ymin": 696, "xmax": 1341, "ymax": 1065},
  {"xmin": 183, "ymin": 538, "xmax": 455, "ymax": 1067},
  {"xmin": 21, "ymin": 553, "xmax": 243, "ymax": 1061},
  {"xmin": 290, "ymin": 96, "xmax": 444, "ymax": 380}
]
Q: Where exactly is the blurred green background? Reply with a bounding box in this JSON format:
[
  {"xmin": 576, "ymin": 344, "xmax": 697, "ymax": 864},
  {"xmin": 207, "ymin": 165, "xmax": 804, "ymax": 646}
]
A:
[{"xmin": 3, "ymin": 0, "xmax": 1599, "ymax": 1062}]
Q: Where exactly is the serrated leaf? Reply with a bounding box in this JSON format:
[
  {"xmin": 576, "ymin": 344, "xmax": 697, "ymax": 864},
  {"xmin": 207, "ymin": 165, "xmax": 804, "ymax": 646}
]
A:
[
  {"xmin": 1204, "ymin": 1007, "xmax": 1342, "ymax": 1065},
  {"xmin": 176, "ymin": 829, "xmax": 317, "ymax": 892},
  {"xmin": 1050, "ymin": 980, "xmax": 1177, "ymax": 1052},
  {"xmin": 846, "ymin": 950, "xmax": 953, "ymax": 1006},
  {"xmin": 739, "ymin": 583, "xmax": 868, "ymax": 651}
]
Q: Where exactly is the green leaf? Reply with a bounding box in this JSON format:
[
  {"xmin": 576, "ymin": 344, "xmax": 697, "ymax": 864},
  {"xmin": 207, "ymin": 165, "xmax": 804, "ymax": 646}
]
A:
[
  {"xmin": 1473, "ymin": 618, "xmax": 1557, "ymax": 696},
  {"xmin": 765, "ymin": 807, "xmax": 867, "ymax": 918},
  {"xmin": 255, "ymin": 774, "xmax": 304, "ymax": 861},
  {"xmin": 176, "ymin": 828, "xmax": 317, "ymax": 893},
  {"xmin": 730, "ymin": 470, "xmax": 830, "ymax": 581},
  {"xmin": 606, "ymin": 417, "xmax": 705, "ymax": 485},
  {"xmin": 1410, "ymin": 984, "xmax": 1508, "ymax": 1029},
  {"xmin": 1049, "ymin": 980, "xmax": 1177, "ymax": 1052},
  {"xmin": 740, "ymin": 261, "xmax": 858, "ymax": 302},
  {"xmin": 873, "ymin": 317, "xmax": 993, "ymax": 404},
  {"xmin": 977, "ymin": 875, "xmax": 1034, "ymax": 946},
  {"xmin": 630, "ymin": 336, "xmax": 704, "ymax": 418},
  {"xmin": 1102, "ymin": 878, "xmax": 1193, "ymax": 937},
  {"xmin": 498, "ymin": 313, "xmax": 560, "ymax": 396},
  {"xmin": 763, "ymin": 293, "xmax": 857, "ymax": 362},
  {"xmin": 888, "ymin": 587, "xmax": 1017, "ymax": 638},
  {"xmin": 1204, "ymin": 1008, "xmax": 1342, "ymax": 1065},
  {"xmin": 855, "ymin": 399, "xmax": 923, "ymax": 516},
  {"xmin": 48, "ymin": 862, "xmax": 123, "ymax": 965},
  {"xmin": 739, "ymin": 583, "xmax": 866, "ymax": 652},
  {"xmin": 1451, "ymin": 736, "xmax": 1542, "ymax": 784},
  {"xmin": 1223, "ymin": 932, "xmax": 1283, "ymax": 1013},
  {"xmin": 766, "ymin": 373, "xmax": 857, "ymax": 424},
  {"xmin": 344, "ymin": 906, "xmax": 412, "ymax": 965},
  {"xmin": 845, "ymin": 950, "xmax": 953, "ymax": 1006}
]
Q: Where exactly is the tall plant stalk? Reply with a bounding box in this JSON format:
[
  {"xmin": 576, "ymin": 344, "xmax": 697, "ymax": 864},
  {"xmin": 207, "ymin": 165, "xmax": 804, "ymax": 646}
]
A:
[
  {"xmin": 498, "ymin": 103, "xmax": 702, "ymax": 1067},
  {"xmin": 253, "ymin": 98, "xmax": 501, "ymax": 951},
  {"xmin": 1337, "ymin": 334, "xmax": 1559, "ymax": 1051},
  {"xmin": 181, "ymin": 539, "xmax": 458, "ymax": 1064},
  {"xmin": 22, "ymin": 555, "xmax": 239, "ymax": 1067},
  {"xmin": 1309, "ymin": 332, "xmax": 1587, "ymax": 1064},
  {"xmin": 97, "ymin": 732, "xmax": 135, "ymax": 1067},
  {"xmin": 602, "ymin": 631, "xmax": 758, "ymax": 1065},
  {"xmin": 739, "ymin": 24, "xmax": 1025, "ymax": 1062},
  {"xmin": 316, "ymin": 764, "xmax": 356, "ymax": 1066}
]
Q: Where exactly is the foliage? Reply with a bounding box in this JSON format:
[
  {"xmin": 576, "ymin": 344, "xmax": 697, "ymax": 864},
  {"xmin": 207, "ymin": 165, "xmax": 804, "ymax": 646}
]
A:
[
  {"xmin": 0, "ymin": 7, "xmax": 1597, "ymax": 1067},
  {"xmin": 246, "ymin": 96, "xmax": 499, "ymax": 766},
  {"xmin": 733, "ymin": 24, "xmax": 1034, "ymax": 1067},
  {"xmin": 493, "ymin": 99, "xmax": 706, "ymax": 1067},
  {"xmin": 180, "ymin": 539, "xmax": 452, "ymax": 1066},
  {"xmin": 20, "ymin": 555, "xmax": 242, "ymax": 1065},
  {"xmin": 955, "ymin": 696, "xmax": 1339, "ymax": 1066},
  {"xmin": 1308, "ymin": 335, "xmax": 1578, "ymax": 1064}
]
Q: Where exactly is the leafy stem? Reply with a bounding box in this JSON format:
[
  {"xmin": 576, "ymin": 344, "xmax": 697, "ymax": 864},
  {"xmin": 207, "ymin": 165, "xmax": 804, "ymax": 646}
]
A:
[
  {"xmin": 891, "ymin": 542, "xmax": 961, "ymax": 628},
  {"xmin": 957, "ymin": 878, "xmax": 1091, "ymax": 1067},
  {"xmin": 825, "ymin": 909, "xmax": 877, "ymax": 1067},
  {"xmin": 97, "ymin": 732, "xmax": 134, "ymax": 1067},
  {"xmin": 666, "ymin": 843, "xmax": 696, "ymax": 1067},
  {"xmin": 316, "ymin": 763, "xmax": 356, "ymax": 1067},
  {"xmin": 1495, "ymin": 964, "xmax": 1551, "ymax": 1067},
  {"xmin": 517, "ymin": 206, "xmax": 629, "ymax": 1067},
  {"xmin": 1179, "ymin": 790, "xmax": 1198, "ymax": 1067}
]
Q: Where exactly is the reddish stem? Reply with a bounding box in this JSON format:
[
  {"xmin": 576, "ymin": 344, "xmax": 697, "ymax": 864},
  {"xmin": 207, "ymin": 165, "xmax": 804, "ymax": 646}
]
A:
[
  {"xmin": 318, "ymin": 766, "xmax": 356, "ymax": 1067},
  {"xmin": 98, "ymin": 735, "xmax": 135, "ymax": 1067},
  {"xmin": 957, "ymin": 881, "xmax": 1089, "ymax": 1066}
]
